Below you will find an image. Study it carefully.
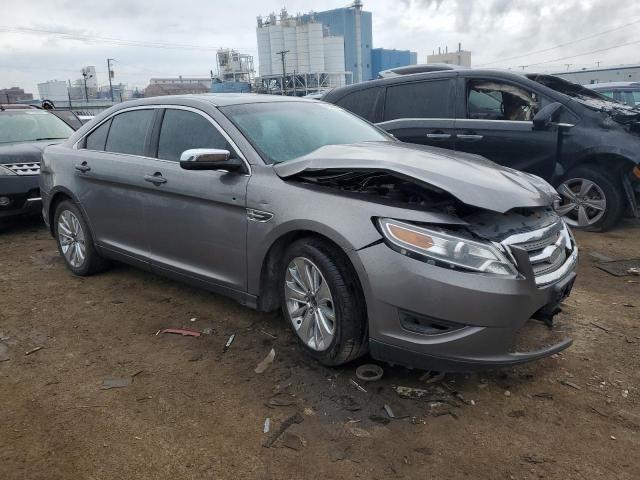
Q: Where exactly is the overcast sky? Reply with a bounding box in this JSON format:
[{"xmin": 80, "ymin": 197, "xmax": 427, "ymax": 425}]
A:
[{"xmin": 1, "ymin": 0, "xmax": 639, "ymax": 95}]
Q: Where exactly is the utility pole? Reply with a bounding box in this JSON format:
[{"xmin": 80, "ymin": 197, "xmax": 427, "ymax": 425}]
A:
[
  {"xmin": 81, "ymin": 68, "xmax": 91, "ymax": 102},
  {"xmin": 565, "ymin": 63, "xmax": 572, "ymax": 70},
  {"xmin": 67, "ymin": 80, "xmax": 72, "ymax": 109},
  {"xmin": 107, "ymin": 58, "xmax": 115, "ymax": 102},
  {"xmin": 276, "ymin": 50, "xmax": 289, "ymax": 95}
]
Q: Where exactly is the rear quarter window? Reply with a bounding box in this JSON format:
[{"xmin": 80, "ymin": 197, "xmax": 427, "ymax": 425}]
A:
[
  {"xmin": 383, "ymin": 80, "xmax": 454, "ymax": 121},
  {"xmin": 334, "ymin": 87, "xmax": 382, "ymax": 122}
]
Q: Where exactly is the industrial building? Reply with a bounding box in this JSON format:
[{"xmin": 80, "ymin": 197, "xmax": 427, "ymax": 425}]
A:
[
  {"xmin": 551, "ymin": 64, "xmax": 640, "ymax": 85},
  {"xmin": 212, "ymin": 49, "xmax": 255, "ymax": 93},
  {"xmin": 0, "ymin": 87, "xmax": 33, "ymax": 103},
  {"xmin": 427, "ymin": 44, "xmax": 472, "ymax": 68},
  {"xmin": 372, "ymin": 48, "xmax": 418, "ymax": 78},
  {"xmin": 149, "ymin": 76, "xmax": 213, "ymax": 90},
  {"xmin": 37, "ymin": 80, "xmax": 69, "ymax": 102}
]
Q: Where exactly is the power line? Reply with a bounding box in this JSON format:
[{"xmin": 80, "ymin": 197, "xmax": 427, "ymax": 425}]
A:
[
  {"xmin": 0, "ymin": 25, "xmax": 256, "ymax": 53},
  {"xmin": 512, "ymin": 39, "xmax": 640, "ymax": 69},
  {"xmin": 477, "ymin": 18, "xmax": 640, "ymax": 67}
]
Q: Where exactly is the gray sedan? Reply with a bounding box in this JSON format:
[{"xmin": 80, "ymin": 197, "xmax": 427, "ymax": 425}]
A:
[{"xmin": 40, "ymin": 94, "xmax": 577, "ymax": 371}]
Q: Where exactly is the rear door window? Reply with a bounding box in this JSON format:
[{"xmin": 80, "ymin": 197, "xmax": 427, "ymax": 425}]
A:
[
  {"xmin": 334, "ymin": 87, "xmax": 381, "ymax": 122},
  {"xmin": 105, "ymin": 109, "xmax": 154, "ymax": 156},
  {"xmin": 84, "ymin": 118, "xmax": 111, "ymax": 151},
  {"xmin": 157, "ymin": 109, "xmax": 228, "ymax": 161},
  {"xmin": 383, "ymin": 80, "xmax": 453, "ymax": 121}
]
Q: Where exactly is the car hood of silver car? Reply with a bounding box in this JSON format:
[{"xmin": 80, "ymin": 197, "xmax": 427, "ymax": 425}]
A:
[{"xmin": 273, "ymin": 141, "xmax": 558, "ymax": 213}]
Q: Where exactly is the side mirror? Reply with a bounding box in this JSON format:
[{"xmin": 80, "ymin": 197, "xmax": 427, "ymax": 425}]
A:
[
  {"xmin": 179, "ymin": 148, "xmax": 244, "ymax": 172},
  {"xmin": 532, "ymin": 102, "xmax": 563, "ymax": 130}
]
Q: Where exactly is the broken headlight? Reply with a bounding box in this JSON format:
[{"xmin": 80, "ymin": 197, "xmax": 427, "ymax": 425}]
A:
[
  {"xmin": 378, "ymin": 218, "xmax": 518, "ymax": 277},
  {"xmin": 0, "ymin": 165, "xmax": 16, "ymax": 176}
]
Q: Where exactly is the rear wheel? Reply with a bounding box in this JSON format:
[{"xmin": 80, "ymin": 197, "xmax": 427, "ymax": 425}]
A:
[
  {"xmin": 555, "ymin": 166, "xmax": 624, "ymax": 232},
  {"xmin": 280, "ymin": 238, "xmax": 368, "ymax": 366},
  {"xmin": 54, "ymin": 200, "xmax": 108, "ymax": 275}
]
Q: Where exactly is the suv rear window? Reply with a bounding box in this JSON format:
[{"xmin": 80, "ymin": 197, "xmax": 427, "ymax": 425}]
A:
[
  {"xmin": 383, "ymin": 80, "xmax": 453, "ymax": 121},
  {"xmin": 334, "ymin": 87, "xmax": 382, "ymax": 122}
]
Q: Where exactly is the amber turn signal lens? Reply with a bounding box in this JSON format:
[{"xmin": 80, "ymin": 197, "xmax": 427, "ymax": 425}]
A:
[
  {"xmin": 633, "ymin": 166, "xmax": 640, "ymax": 179},
  {"xmin": 388, "ymin": 224, "xmax": 434, "ymax": 249}
]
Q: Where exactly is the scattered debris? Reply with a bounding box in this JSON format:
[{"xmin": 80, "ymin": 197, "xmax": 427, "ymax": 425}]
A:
[
  {"xmin": 590, "ymin": 322, "xmax": 613, "ymax": 334},
  {"xmin": 189, "ymin": 317, "xmax": 197, "ymax": 322},
  {"xmin": 629, "ymin": 267, "xmax": 640, "ymax": 276},
  {"xmin": 158, "ymin": 328, "xmax": 201, "ymax": 337},
  {"xmin": 595, "ymin": 259, "xmax": 640, "ymax": 277},
  {"xmin": 355, "ymin": 364, "xmax": 384, "ymax": 382},
  {"xmin": 263, "ymin": 413, "xmax": 304, "ymax": 448},
  {"xmin": 254, "ymin": 348, "xmax": 276, "ymax": 374},
  {"xmin": 610, "ymin": 435, "xmax": 617, "ymax": 441},
  {"xmin": 533, "ymin": 392, "xmax": 554, "ymax": 400},
  {"xmin": 589, "ymin": 252, "xmax": 613, "ymax": 262},
  {"xmin": 281, "ymin": 432, "xmax": 306, "ymax": 451},
  {"xmin": 420, "ymin": 371, "xmax": 446, "ymax": 384},
  {"xmin": 336, "ymin": 395, "xmax": 361, "ymax": 412},
  {"xmin": 384, "ymin": 403, "xmax": 410, "ymax": 420},
  {"xmin": 202, "ymin": 328, "xmax": 213, "ymax": 335},
  {"xmin": 560, "ymin": 380, "xmax": 582, "ymax": 390},
  {"xmin": 369, "ymin": 414, "xmax": 391, "ymax": 425},
  {"xmin": 101, "ymin": 377, "xmax": 133, "ymax": 390},
  {"xmin": 521, "ymin": 454, "xmax": 545, "ymax": 464},
  {"xmin": 24, "ymin": 346, "xmax": 43, "ymax": 356},
  {"xmin": 223, "ymin": 334, "xmax": 235, "ymax": 353},
  {"xmin": 622, "ymin": 390, "xmax": 629, "ymax": 399},
  {"xmin": 347, "ymin": 425, "xmax": 371, "ymax": 438},
  {"xmin": 267, "ymin": 392, "xmax": 296, "ymax": 407},
  {"xmin": 303, "ymin": 407, "xmax": 316, "ymax": 416},
  {"xmin": 263, "ymin": 418, "xmax": 271, "ymax": 434},
  {"xmin": 349, "ymin": 378, "xmax": 367, "ymax": 393},
  {"xmin": 504, "ymin": 390, "xmax": 511, "ymax": 397}
]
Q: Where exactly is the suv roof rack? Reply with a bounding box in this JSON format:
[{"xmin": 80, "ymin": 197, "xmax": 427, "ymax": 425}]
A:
[{"xmin": 377, "ymin": 63, "xmax": 466, "ymax": 79}]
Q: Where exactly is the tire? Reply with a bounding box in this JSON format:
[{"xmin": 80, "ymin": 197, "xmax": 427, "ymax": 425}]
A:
[
  {"xmin": 280, "ymin": 238, "xmax": 368, "ymax": 366},
  {"xmin": 555, "ymin": 166, "xmax": 624, "ymax": 232},
  {"xmin": 54, "ymin": 200, "xmax": 108, "ymax": 276}
]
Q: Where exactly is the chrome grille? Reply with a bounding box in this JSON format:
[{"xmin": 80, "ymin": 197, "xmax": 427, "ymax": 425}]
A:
[
  {"xmin": 502, "ymin": 221, "xmax": 576, "ymax": 287},
  {"xmin": 3, "ymin": 162, "xmax": 41, "ymax": 176}
]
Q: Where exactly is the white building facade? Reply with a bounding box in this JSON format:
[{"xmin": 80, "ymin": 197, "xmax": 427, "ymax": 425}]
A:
[{"xmin": 37, "ymin": 80, "xmax": 69, "ymax": 101}]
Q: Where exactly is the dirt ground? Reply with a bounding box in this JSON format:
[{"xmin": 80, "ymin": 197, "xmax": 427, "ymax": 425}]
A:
[{"xmin": 1, "ymin": 217, "xmax": 638, "ymax": 480}]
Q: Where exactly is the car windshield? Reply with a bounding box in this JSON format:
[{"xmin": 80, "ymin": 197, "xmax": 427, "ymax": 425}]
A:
[
  {"xmin": 220, "ymin": 101, "xmax": 391, "ymax": 164},
  {"xmin": 0, "ymin": 110, "xmax": 75, "ymax": 144}
]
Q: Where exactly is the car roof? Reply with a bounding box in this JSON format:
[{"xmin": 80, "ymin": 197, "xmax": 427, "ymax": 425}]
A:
[
  {"xmin": 116, "ymin": 93, "xmax": 316, "ymax": 109},
  {"xmin": 585, "ymin": 82, "xmax": 640, "ymax": 89}
]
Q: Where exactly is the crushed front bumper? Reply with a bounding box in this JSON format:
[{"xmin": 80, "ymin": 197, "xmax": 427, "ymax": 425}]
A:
[{"xmin": 355, "ymin": 225, "xmax": 578, "ymax": 372}]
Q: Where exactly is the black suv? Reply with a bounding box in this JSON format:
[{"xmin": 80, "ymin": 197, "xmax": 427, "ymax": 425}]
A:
[{"xmin": 323, "ymin": 69, "xmax": 640, "ymax": 231}]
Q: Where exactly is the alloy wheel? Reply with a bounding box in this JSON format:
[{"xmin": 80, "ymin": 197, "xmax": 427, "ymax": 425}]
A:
[
  {"xmin": 284, "ymin": 256, "xmax": 336, "ymax": 352},
  {"xmin": 57, "ymin": 210, "xmax": 87, "ymax": 268},
  {"xmin": 555, "ymin": 177, "xmax": 607, "ymax": 228}
]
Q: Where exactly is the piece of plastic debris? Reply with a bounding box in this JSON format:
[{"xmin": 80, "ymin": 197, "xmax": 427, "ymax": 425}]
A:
[
  {"xmin": 190, "ymin": 317, "xmax": 197, "ymax": 322},
  {"xmin": 383, "ymin": 403, "xmax": 410, "ymax": 419},
  {"xmin": 263, "ymin": 418, "xmax": 271, "ymax": 434},
  {"xmin": 355, "ymin": 364, "xmax": 384, "ymax": 382},
  {"xmin": 101, "ymin": 378, "xmax": 132, "ymax": 389},
  {"xmin": 281, "ymin": 432, "xmax": 306, "ymax": 451},
  {"xmin": 263, "ymin": 413, "xmax": 304, "ymax": 448},
  {"xmin": 255, "ymin": 348, "xmax": 276, "ymax": 374},
  {"xmin": 267, "ymin": 392, "xmax": 295, "ymax": 407},
  {"xmin": 202, "ymin": 328, "xmax": 213, "ymax": 335},
  {"xmin": 303, "ymin": 407, "xmax": 316, "ymax": 416},
  {"xmin": 349, "ymin": 378, "xmax": 367, "ymax": 393},
  {"xmin": 159, "ymin": 328, "xmax": 201, "ymax": 337},
  {"xmin": 628, "ymin": 267, "xmax": 640, "ymax": 276},
  {"xmin": 504, "ymin": 390, "xmax": 511, "ymax": 397},
  {"xmin": 560, "ymin": 380, "xmax": 582, "ymax": 390},
  {"xmin": 347, "ymin": 425, "xmax": 371, "ymax": 438},
  {"xmin": 394, "ymin": 386, "xmax": 449, "ymax": 402},
  {"xmin": 223, "ymin": 334, "xmax": 235, "ymax": 352},
  {"xmin": 622, "ymin": 390, "xmax": 629, "ymax": 398},
  {"xmin": 610, "ymin": 435, "xmax": 617, "ymax": 440},
  {"xmin": 24, "ymin": 346, "xmax": 43, "ymax": 356},
  {"xmin": 369, "ymin": 414, "xmax": 390, "ymax": 425}
]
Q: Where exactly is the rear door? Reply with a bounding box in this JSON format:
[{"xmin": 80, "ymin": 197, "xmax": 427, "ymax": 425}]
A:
[
  {"xmin": 142, "ymin": 107, "xmax": 249, "ymax": 292},
  {"xmin": 74, "ymin": 108, "xmax": 157, "ymax": 266},
  {"xmin": 377, "ymin": 78, "xmax": 457, "ymax": 150},
  {"xmin": 453, "ymin": 76, "xmax": 559, "ymax": 180}
]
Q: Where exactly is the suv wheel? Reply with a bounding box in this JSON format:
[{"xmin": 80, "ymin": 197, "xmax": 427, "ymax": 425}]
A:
[
  {"xmin": 555, "ymin": 166, "xmax": 623, "ymax": 232},
  {"xmin": 280, "ymin": 238, "xmax": 368, "ymax": 366},
  {"xmin": 54, "ymin": 200, "xmax": 108, "ymax": 275}
]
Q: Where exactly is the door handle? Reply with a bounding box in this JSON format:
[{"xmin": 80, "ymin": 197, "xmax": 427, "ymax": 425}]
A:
[
  {"xmin": 426, "ymin": 133, "xmax": 451, "ymax": 140},
  {"xmin": 74, "ymin": 162, "xmax": 91, "ymax": 173},
  {"xmin": 456, "ymin": 134, "xmax": 484, "ymax": 141},
  {"xmin": 144, "ymin": 173, "xmax": 167, "ymax": 185}
]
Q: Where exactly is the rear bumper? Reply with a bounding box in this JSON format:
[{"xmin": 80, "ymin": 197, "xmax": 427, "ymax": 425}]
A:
[
  {"xmin": 0, "ymin": 176, "xmax": 41, "ymax": 219},
  {"xmin": 356, "ymin": 239, "xmax": 577, "ymax": 372}
]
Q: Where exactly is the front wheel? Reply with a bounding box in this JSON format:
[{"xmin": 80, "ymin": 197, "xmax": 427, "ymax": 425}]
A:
[
  {"xmin": 54, "ymin": 200, "xmax": 108, "ymax": 276},
  {"xmin": 280, "ymin": 238, "xmax": 368, "ymax": 366},
  {"xmin": 555, "ymin": 166, "xmax": 624, "ymax": 232}
]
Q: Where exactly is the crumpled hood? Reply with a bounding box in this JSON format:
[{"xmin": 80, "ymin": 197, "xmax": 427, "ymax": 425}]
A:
[
  {"xmin": 273, "ymin": 142, "xmax": 557, "ymax": 213},
  {"xmin": 0, "ymin": 140, "xmax": 61, "ymax": 165}
]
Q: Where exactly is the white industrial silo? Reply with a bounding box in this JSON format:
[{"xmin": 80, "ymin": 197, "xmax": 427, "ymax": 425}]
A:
[
  {"xmin": 307, "ymin": 22, "xmax": 325, "ymax": 73},
  {"xmin": 256, "ymin": 24, "xmax": 272, "ymax": 76},
  {"xmin": 323, "ymin": 36, "xmax": 346, "ymax": 86},
  {"xmin": 295, "ymin": 23, "xmax": 310, "ymax": 73},
  {"xmin": 283, "ymin": 25, "xmax": 298, "ymax": 72},
  {"xmin": 269, "ymin": 24, "xmax": 285, "ymax": 75}
]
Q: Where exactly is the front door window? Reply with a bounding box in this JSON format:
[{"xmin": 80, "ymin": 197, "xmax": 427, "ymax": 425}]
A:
[{"xmin": 467, "ymin": 81, "xmax": 540, "ymax": 121}]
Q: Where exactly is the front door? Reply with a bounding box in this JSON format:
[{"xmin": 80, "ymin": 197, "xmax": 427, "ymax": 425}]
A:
[
  {"xmin": 454, "ymin": 78, "xmax": 559, "ymax": 180},
  {"xmin": 142, "ymin": 107, "xmax": 249, "ymax": 292},
  {"xmin": 376, "ymin": 78, "xmax": 457, "ymax": 151}
]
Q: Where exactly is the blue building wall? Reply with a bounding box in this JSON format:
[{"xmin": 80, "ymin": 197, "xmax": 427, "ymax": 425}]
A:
[
  {"xmin": 371, "ymin": 48, "xmax": 418, "ymax": 78},
  {"xmin": 302, "ymin": 8, "xmax": 373, "ymax": 83}
]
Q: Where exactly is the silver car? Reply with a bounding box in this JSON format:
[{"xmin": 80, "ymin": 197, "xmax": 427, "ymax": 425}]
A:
[{"xmin": 40, "ymin": 94, "xmax": 578, "ymax": 371}]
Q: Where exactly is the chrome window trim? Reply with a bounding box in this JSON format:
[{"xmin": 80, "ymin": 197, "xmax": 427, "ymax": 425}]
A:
[{"xmin": 73, "ymin": 104, "xmax": 251, "ymax": 175}]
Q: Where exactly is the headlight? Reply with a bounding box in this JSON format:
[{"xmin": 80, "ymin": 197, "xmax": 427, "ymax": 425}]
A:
[
  {"xmin": 0, "ymin": 165, "xmax": 16, "ymax": 176},
  {"xmin": 378, "ymin": 218, "xmax": 518, "ymax": 277}
]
